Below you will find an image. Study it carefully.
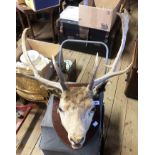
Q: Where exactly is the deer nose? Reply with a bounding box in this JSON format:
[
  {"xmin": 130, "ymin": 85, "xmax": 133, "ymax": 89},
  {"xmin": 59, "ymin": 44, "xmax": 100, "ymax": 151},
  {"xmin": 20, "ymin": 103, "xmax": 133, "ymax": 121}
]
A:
[{"xmin": 70, "ymin": 137, "xmax": 84, "ymax": 144}]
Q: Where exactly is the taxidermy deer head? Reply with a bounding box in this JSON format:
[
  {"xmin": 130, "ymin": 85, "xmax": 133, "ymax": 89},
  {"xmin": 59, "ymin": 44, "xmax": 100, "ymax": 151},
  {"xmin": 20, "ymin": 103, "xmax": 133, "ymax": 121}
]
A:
[{"xmin": 20, "ymin": 10, "xmax": 132, "ymax": 149}]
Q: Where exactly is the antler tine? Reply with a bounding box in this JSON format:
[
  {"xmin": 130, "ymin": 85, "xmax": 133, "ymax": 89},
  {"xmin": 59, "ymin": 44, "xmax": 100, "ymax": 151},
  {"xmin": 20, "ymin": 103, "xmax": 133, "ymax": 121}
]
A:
[
  {"xmin": 21, "ymin": 28, "xmax": 63, "ymax": 91},
  {"xmin": 92, "ymin": 10, "xmax": 131, "ymax": 89},
  {"xmin": 51, "ymin": 55, "xmax": 68, "ymax": 90},
  {"xmin": 88, "ymin": 52, "xmax": 99, "ymax": 91},
  {"xmin": 22, "ymin": 28, "xmax": 38, "ymax": 77},
  {"xmin": 111, "ymin": 10, "xmax": 129, "ymax": 72}
]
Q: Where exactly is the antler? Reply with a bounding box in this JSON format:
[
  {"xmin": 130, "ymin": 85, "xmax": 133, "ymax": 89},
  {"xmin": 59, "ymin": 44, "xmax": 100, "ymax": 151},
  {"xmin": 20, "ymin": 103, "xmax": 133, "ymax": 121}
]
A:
[
  {"xmin": 89, "ymin": 10, "xmax": 133, "ymax": 90},
  {"xmin": 88, "ymin": 52, "xmax": 99, "ymax": 91},
  {"xmin": 20, "ymin": 28, "xmax": 68, "ymax": 91},
  {"xmin": 19, "ymin": 10, "xmax": 132, "ymax": 94},
  {"xmin": 51, "ymin": 55, "xmax": 68, "ymax": 90}
]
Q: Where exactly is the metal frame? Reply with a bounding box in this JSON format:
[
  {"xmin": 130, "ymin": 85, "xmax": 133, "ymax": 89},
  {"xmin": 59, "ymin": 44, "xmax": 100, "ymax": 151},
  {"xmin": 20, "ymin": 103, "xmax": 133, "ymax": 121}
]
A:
[{"xmin": 58, "ymin": 39, "xmax": 109, "ymax": 74}]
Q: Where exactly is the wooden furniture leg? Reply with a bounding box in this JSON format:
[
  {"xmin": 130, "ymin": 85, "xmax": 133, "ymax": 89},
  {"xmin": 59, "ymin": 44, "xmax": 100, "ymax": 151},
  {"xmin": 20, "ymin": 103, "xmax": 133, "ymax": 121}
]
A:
[
  {"xmin": 49, "ymin": 9, "xmax": 56, "ymax": 42},
  {"xmin": 17, "ymin": 9, "xmax": 25, "ymax": 30},
  {"xmin": 25, "ymin": 13, "xmax": 35, "ymax": 38}
]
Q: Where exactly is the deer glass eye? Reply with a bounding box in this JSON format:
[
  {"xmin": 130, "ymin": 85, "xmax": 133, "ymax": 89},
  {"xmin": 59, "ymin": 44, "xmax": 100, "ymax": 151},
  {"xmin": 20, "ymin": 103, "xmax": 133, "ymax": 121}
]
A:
[{"xmin": 58, "ymin": 107, "xmax": 64, "ymax": 112}]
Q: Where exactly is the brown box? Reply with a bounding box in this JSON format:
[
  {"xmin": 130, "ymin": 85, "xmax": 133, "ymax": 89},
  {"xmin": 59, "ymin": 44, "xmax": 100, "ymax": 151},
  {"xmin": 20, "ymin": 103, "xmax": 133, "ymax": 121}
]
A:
[{"xmin": 79, "ymin": 0, "xmax": 122, "ymax": 32}]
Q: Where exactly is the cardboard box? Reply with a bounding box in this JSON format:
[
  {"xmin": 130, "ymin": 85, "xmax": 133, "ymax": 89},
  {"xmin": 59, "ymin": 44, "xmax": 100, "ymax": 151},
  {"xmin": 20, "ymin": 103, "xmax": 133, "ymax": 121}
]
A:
[
  {"xmin": 79, "ymin": 0, "xmax": 122, "ymax": 32},
  {"xmin": 16, "ymin": 0, "xmax": 25, "ymax": 4},
  {"xmin": 25, "ymin": 0, "xmax": 60, "ymax": 11}
]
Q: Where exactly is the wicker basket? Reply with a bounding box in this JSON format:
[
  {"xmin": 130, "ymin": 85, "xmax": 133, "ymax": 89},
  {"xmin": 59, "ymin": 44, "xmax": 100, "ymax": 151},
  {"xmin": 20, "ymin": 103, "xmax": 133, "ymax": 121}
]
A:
[{"xmin": 16, "ymin": 61, "xmax": 53, "ymax": 103}]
